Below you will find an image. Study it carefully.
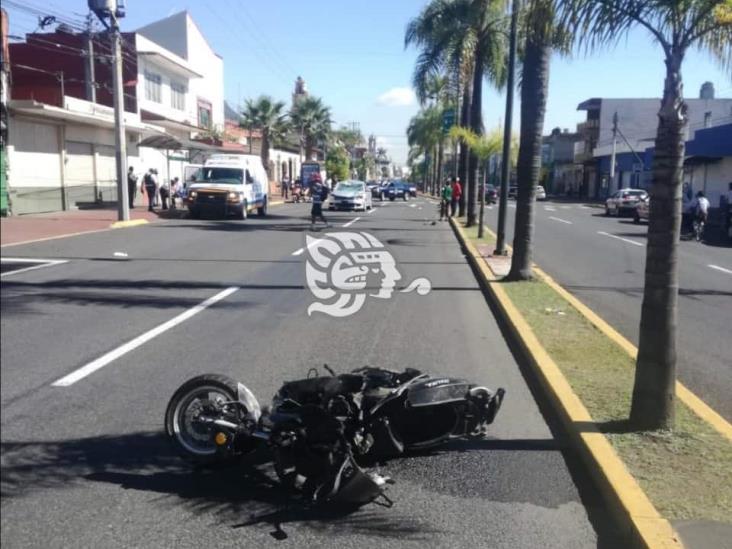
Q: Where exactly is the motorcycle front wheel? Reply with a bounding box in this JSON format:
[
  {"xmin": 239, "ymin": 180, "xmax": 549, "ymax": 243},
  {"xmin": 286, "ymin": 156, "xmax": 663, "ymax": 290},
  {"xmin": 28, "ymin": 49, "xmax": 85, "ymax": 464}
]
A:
[{"xmin": 164, "ymin": 374, "xmax": 252, "ymax": 464}]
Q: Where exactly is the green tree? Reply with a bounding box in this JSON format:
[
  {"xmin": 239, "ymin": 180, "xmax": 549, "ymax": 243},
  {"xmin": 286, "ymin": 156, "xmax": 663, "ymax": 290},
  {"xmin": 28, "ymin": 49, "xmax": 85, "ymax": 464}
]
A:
[
  {"xmin": 325, "ymin": 145, "xmax": 350, "ymax": 182},
  {"xmin": 407, "ymin": 107, "xmax": 443, "ymax": 193},
  {"xmin": 290, "ymin": 96, "xmax": 332, "ymax": 160},
  {"xmin": 507, "ymin": 0, "xmax": 571, "ymax": 282},
  {"xmin": 564, "ymin": 0, "xmax": 732, "ymax": 430},
  {"xmin": 405, "ymin": 0, "xmax": 507, "ymax": 226},
  {"xmin": 240, "ymin": 96, "xmax": 288, "ymax": 178}
]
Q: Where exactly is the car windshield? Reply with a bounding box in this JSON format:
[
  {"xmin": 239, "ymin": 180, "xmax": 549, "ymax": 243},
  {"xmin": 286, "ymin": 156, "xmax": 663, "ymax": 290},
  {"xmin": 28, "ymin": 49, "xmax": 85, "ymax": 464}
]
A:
[
  {"xmin": 336, "ymin": 182, "xmax": 363, "ymax": 192},
  {"xmin": 194, "ymin": 168, "xmax": 244, "ymax": 185}
]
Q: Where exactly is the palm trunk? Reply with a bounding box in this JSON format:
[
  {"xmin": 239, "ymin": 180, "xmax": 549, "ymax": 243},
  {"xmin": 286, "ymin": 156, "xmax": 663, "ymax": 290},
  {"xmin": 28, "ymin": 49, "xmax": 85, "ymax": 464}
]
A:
[
  {"xmin": 630, "ymin": 51, "xmax": 686, "ymax": 431},
  {"xmin": 261, "ymin": 131, "xmax": 271, "ymax": 179},
  {"xmin": 437, "ymin": 139, "xmax": 444, "ymax": 196},
  {"xmin": 507, "ymin": 38, "xmax": 550, "ymax": 281},
  {"xmin": 466, "ymin": 53, "xmax": 484, "ymax": 227},
  {"xmin": 305, "ymin": 136, "xmax": 314, "ymax": 161},
  {"xmin": 458, "ymin": 81, "xmax": 471, "ymax": 217},
  {"xmin": 432, "ymin": 146, "xmax": 439, "ymax": 195}
]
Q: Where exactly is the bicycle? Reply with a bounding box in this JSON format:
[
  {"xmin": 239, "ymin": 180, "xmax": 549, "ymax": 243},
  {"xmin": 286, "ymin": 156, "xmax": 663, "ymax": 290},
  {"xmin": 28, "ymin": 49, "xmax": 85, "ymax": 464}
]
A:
[{"xmin": 692, "ymin": 216, "xmax": 705, "ymax": 242}]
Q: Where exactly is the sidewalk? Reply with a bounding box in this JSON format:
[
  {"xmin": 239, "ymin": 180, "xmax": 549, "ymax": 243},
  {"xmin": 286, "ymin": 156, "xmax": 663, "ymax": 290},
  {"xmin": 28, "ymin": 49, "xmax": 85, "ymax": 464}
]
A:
[{"xmin": 1, "ymin": 206, "xmax": 184, "ymax": 247}]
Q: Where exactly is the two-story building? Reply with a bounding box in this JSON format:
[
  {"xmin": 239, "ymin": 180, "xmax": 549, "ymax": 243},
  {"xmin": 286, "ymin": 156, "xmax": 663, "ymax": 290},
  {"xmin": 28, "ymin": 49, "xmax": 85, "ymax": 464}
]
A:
[
  {"xmin": 5, "ymin": 11, "xmax": 225, "ymax": 214},
  {"xmin": 573, "ymin": 83, "xmax": 732, "ymax": 199}
]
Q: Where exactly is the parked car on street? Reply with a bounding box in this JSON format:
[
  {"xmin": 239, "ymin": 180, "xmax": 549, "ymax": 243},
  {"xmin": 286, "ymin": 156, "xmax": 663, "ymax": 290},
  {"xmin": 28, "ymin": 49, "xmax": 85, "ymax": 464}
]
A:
[
  {"xmin": 634, "ymin": 196, "xmax": 650, "ymax": 223},
  {"xmin": 329, "ymin": 180, "xmax": 373, "ymax": 211},
  {"xmin": 605, "ymin": 188, "xmax": 648, "ymax": 217},
  {"xmin": 485, "ymin": 184, "xmax": 498, "ymax": 204},
  {"xmin": 535, "ymin": 185, "xmax": 547, "ymax": 201},
  {"xmin": 386, "ymin": 181, "xmax": 409, "ymax": 201},
  {"xmin": 372, "ymin": 181, "xmax": 389, "ymax": 200},
  {"xmin": 508, "ymin": 186, "xmax": 518, "ymax": 199}
]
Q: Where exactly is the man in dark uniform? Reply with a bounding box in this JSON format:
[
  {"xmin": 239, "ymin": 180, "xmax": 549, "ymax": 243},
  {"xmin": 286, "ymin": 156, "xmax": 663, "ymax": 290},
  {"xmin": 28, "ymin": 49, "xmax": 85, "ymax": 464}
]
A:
[
  {"xmin": 309, "ymin": 173, "xmax": 330, "ymax": 228},
  {"xmin": 127, "ymin": 167, "xmax": 138, "ymax": 209}
]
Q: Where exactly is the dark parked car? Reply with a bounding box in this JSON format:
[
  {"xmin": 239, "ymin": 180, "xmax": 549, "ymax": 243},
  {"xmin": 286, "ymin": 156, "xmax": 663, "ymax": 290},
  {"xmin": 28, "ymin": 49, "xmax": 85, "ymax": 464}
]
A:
[
  {"xmin": 386, "ymin": 181, "xmax": 409, "ymax": 201},
  {"xmin": 485, "ymin": 184, "xmax": 498, "ymax": 204},
  {"xmin": 508, "ymin": 186, "xmax": 518, "ymax": 199},
  {"xmin": 372, "ymin": 181, "xmax": 389, "ymax": 200}
]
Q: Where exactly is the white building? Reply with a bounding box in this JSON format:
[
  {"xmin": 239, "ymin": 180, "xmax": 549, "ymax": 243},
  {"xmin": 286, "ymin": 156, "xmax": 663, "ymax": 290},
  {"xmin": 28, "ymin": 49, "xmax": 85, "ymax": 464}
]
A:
[{"xmin": 135, "ymin": 11, "xmax": 225, "ymax": 185}]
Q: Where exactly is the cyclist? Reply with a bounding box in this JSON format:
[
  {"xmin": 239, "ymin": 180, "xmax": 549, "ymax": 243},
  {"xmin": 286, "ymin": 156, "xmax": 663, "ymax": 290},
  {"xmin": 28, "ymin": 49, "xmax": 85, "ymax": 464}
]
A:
[{"xmin": 693, "ymin": 191, "xmax": 710, "ymax": 240}]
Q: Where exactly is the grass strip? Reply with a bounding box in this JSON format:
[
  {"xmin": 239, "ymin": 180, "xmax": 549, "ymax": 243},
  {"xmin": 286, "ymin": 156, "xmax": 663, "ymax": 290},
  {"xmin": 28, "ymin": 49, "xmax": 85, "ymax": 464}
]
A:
[{"xmin": 463, "ymin": 220, "xmax": 732, "ymax": 523}]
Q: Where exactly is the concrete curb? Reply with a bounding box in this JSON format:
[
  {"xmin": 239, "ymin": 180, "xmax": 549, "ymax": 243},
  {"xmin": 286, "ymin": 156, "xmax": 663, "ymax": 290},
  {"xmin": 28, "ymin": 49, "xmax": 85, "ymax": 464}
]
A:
[
  {"xmin": 110, "ymin": 219, "xmax": 149, "ymax": 229},
  {"xmin": 449, "ymin": 217, "xmax": 682, "ymax": 549}
]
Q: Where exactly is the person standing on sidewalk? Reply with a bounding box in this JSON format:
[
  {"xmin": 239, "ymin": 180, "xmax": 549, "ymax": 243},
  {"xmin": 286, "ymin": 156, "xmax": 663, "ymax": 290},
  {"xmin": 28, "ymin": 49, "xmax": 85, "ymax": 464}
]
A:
[
  {"xmin": 127, "ymin": 167, "xmax": 138, "ymax": 209},
  {"xmin": 451, "ymin": 177, "xmax": 462, "ymax": 217},
  {"xmin": 282, "ymin": 176, "xmax": 290, "ymax": 200},
  {"xmin": 440, "ymin": 179, "xmax": 452, "ymax": 221},
  {"xmin": 143, "ymin": 168, "xmax": 158, "ymax": 212}
]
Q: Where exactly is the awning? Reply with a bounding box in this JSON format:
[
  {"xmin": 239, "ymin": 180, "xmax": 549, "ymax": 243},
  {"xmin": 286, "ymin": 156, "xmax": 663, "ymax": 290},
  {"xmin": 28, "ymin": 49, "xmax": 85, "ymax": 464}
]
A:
[{"xmin": 138, "ymin": 133, "xmax": 222, "ymax": 152}]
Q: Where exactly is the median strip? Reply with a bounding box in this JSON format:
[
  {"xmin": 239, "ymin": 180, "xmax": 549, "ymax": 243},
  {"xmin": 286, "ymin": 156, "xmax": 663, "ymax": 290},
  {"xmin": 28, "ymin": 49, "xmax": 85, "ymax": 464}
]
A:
[{"xmin": 450, "ymin": 218, "xmax": 732, "ymax": 549}]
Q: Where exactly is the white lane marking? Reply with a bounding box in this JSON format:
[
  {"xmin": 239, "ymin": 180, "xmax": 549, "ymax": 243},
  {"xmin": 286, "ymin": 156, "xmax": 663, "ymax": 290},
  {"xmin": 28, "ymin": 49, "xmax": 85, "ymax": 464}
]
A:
[
  {"xmin": 549, "ymin": 216, "xmax": 573, "ymax": 225},
  {"xmin": 292, "ymin": 236, "xmax": 325, "ymax": 256},
  {"xmin": 410, "ymin": 204, "xmax": 417, "ymax": 208},
  {"xmin": 0, "ymin": 258, "xmax": 69, "ymax": 278},
  {"xmin": 343, "ymin": 217, "xmax": 361, "ymax": 228},
  {"xmin": 561, "ymin": 205, "xmax": 572, "ymax": 209},
  {"xmin": 52, "ymin": 286, "xmax": 240, "ymax": 387},
  {"xmin": 708, "ymin": 264, "xmax": 732, "ymax": 276},
  {"xmin": 597, "ymin": 231, "xmax": 644, "ymax": 247},
  {"xmin": 367, "ymin": 207, "xmax": 377, "ymax": 214},
  {"xmin": 544, "ymin": 206, "xmax": 557, "ymax": 211},
  {"xmin": 508, "ymin": 204, "xmax": 516, "ymax": 209}
]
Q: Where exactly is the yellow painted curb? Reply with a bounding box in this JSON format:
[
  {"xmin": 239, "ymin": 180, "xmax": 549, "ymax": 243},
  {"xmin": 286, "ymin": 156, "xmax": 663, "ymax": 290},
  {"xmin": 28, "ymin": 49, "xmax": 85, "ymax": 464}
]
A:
[
  {"xmin": 481, "ymin": 226, "xmax": 732, "ymax": 442},
  {"xmin": 110, "ymin": 219, "xmax": 149, "ymax": 229},
  {"xmin": 450, "ymin": 217, "xmax": 683, "ymax": 549},
  {"xmin": 269, "ymin": 200, "xmax": 285, "ymax": 206}
]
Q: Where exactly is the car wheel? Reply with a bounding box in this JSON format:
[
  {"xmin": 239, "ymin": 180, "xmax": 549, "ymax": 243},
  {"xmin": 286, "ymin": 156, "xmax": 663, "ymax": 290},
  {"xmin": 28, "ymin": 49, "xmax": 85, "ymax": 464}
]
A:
[
  {"xmin": 633, "ymin": 212, "xmax": 640, "ymax": 224},
  {"xmin": 605, "ymin": 207, "xmax": 610, "ymax": 217},
  {"xmin": 239, "ymin": 201, "xmax": 248, "ymax": 220},
  {"xmin": 257, "ymin": 197, "xmax": 267, "ymax": 217}
]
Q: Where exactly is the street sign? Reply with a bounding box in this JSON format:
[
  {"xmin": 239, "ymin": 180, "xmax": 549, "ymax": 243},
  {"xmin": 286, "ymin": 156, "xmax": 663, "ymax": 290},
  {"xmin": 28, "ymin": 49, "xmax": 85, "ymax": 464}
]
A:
[{"xmin": 442, "ymin": 109, "xmax": 455, "ymax": 133}]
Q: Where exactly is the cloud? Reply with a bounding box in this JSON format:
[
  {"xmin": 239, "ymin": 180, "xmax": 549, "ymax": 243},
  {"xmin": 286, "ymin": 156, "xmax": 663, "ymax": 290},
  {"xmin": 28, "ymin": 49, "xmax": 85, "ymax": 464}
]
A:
[{"xmin": 376, "ymin": 87, "xmax": 416, "ymax": 107}]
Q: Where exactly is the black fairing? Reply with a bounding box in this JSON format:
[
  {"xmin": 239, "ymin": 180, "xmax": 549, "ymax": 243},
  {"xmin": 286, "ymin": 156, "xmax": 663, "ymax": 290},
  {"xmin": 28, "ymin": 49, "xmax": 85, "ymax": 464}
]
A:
[{"xmin": 405, "ymin": 377, "xmax": 472, "ymax": 407}]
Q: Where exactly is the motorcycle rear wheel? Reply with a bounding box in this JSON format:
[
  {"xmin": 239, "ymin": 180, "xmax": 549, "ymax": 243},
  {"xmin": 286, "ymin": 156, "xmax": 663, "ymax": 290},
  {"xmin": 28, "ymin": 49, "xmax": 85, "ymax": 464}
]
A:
[{"xmin": 164, "ymin": 374, "xmax": 249, "ymax": 464}]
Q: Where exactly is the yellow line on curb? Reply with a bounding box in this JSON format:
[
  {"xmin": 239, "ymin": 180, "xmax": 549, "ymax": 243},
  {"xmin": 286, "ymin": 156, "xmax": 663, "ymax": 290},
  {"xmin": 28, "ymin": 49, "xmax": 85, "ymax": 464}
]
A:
[
  {"xmin": 110, "ymin": 219, "xmax": 149, "ymax": 229},
  {"xmin": 479, "ymin": 224, "xmax": 732, "ymax": 442},
  {"xmin": 450, "ymin": 217, "xmax": 683, "ymax": 549}
]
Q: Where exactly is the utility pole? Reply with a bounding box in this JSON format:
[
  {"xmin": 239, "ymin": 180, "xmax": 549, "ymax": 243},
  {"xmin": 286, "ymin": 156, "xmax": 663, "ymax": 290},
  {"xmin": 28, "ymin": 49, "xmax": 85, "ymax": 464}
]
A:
[
  {"xmin": 84, "ymin": 13, "xmax": 96, "ymax": 103},
  {"xmin": 610, "ymin": 111, "xmax": 618, "ymax": 194},
  {"xmin": 453, "ymin": 51, "xmax": 460, "ymax": 179},
  {"xmin": 89, "ymin": 0, "xmax": 128, "ymax": 221},
  {"xmin": 494, "ymin": 0, "xmax": 518, "ymax": 256}
]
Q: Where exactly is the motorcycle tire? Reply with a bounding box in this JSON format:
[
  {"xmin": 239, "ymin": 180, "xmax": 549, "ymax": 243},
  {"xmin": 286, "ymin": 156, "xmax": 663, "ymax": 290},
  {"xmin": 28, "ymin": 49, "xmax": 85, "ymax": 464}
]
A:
[{"xmin": 165, "ymin": 373, "xmax": 251, "ymax": 465}]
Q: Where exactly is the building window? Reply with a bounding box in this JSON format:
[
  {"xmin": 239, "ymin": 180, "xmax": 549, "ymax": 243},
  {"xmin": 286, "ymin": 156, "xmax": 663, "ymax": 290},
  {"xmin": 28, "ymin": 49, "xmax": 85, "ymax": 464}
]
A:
[
  {"xmin": 171, "ymin": 81, "xmax": 186, "ymax": 111},
  {"xmin": 197, "ymin": 99, "xmax": 212, "ymax": 129},
  {"xmin": 144, "ymin": 71, "xmax": 162, "ymax": 103}
]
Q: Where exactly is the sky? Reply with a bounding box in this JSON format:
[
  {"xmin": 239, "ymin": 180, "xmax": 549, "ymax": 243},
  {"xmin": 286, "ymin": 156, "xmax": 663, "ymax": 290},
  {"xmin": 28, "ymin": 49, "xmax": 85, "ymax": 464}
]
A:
[{"xmin": 6, "ymin": 0, "xmax": 732, "ymax": 166}]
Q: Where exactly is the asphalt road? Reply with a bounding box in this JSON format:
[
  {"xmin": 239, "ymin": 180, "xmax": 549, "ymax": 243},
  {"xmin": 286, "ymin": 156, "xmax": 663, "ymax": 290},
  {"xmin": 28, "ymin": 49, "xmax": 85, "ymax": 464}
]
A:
[
  {"xmin": 2, "ymin": 199, "xmax": 615, "ymax": 548},
  {"xmin": 483, "ymin": 198, "xmax": 732, "ymax": 420}
]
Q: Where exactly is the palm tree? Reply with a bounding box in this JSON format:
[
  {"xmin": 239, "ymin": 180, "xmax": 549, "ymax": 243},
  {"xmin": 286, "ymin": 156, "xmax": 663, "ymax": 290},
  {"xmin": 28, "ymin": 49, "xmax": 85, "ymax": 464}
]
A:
[
  {"xmin": 407, "ymin": 107, "xmax": 442, "ymax": 193},
  {"xmin": 564, "ymin": 1, "xmax": 731, "ymax": 430},
  {"xmin": 507, "ymin": 0, "xmax": 571, "ymax": 281},
  {"xmin": 405, "ymin": 0, "xmax": 507, "ymax": 226},
  {"xmin": 290, "ymin": 96, "xmax": 332, "ymax": 160},
  {"xmin": 240, "ymin": 96, "xmax": 288, "ymax": 178}
]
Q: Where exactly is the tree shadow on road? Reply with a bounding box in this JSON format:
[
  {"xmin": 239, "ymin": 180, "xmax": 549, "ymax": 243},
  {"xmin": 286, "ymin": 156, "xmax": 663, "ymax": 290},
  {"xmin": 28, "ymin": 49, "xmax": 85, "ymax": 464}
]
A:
[{"xmin": 0, "ymin": 431, "xmax": 442, "ymax": 542}]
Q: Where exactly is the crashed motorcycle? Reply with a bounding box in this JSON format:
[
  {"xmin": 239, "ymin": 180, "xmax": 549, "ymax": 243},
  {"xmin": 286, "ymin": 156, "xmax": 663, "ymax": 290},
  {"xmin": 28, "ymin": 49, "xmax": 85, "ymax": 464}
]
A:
[{"xmin": 165, "ymin": 366, "xmax": 505, "ymax": 507}]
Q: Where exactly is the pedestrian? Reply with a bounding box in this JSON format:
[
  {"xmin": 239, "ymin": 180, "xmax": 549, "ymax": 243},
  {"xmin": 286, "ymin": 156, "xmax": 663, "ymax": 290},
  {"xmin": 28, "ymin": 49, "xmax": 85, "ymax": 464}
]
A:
[
  {"xmin": 440, "ymin": 179, "xmax": 452, "ymax": 221},
  {"xmin": 169, "ymin": 177, "xmax": 180, "ymax": 209},
  {"xmin": 309, "ymin": 173, "xmax": 330, "ymax": 228},
  {"xmin": 143, "ymin": 168, "xmax": 158, "ymax": 212},
  {"xmin": 127, "ymin": 166, "xmax": 138, "ymax": 209},
  {"xmin": 451, "ymin": 177, "xmax": 462, "ymax": 217},
  {"xmin": 159, "ymin": 178, "xmax": 170, "ymax": 210},
  {"xmin": 282, "ymin": 176, "xmax": 289, "ymax": 200}
]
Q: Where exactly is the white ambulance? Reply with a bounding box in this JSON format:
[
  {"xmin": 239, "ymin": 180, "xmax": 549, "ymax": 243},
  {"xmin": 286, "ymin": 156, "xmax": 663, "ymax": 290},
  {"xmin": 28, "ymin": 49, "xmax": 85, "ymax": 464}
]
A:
[{"xmin": 185, "ymin": 154, "xmax": 268, "ymax": 219}]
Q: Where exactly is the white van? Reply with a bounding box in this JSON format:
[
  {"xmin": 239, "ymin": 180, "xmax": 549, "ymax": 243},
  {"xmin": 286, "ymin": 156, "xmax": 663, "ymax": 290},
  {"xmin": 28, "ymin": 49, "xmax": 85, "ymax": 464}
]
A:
[{"xmin": 185, "ymin": 154, "xmax": 268, "ymax": 219}]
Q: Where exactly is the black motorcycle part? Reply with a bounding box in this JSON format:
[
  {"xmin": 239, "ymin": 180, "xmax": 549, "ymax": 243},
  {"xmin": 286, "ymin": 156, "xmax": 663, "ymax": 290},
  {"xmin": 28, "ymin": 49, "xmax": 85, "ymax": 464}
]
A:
[
  {"xmin": 406, "ymin": 378, "xmax": 473, "ymax": 408},
  {"xmin": 164, "ymin": 374, "xmax": 255, "ymax": 464},
  {"xmin": 368, "ymin": 416, "xmax": 405, "ymax": 458},
  {"xmin": 277, "ymin": 374, "xmax": 364, "ymax": 407}
]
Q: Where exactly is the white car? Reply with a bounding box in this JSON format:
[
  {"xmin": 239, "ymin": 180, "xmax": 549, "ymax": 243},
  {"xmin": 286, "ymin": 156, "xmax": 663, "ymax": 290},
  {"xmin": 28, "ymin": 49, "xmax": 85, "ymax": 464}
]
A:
[
  {"xmin": 634, "ymin": 196, "xmax": 650, "ymax": 224},
  {"xmin": 605, "ymin": 188, "xmax": 648, "ymax": 217},
  {"xmin": 535, "ymin": 185, "xmax": 547, "ymax": 201},
  {"xmin": 329, "ymin": 180, "xmax": 373, "ymax": 211}
]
